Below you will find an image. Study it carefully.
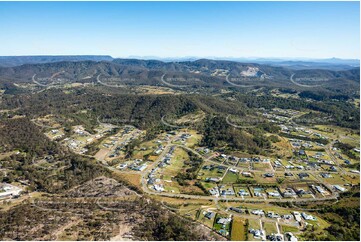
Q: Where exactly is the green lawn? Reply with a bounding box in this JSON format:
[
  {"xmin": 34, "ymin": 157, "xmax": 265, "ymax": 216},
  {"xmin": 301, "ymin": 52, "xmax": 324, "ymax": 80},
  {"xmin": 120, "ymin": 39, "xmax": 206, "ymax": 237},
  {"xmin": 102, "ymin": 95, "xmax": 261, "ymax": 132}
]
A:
[
  {"xmin": 223, "ymin": 171, "xmax": 239, "ymax": 183},
  {"xmin": 281, "ymin": 225, "xmax": 299, "ymax": 233}
]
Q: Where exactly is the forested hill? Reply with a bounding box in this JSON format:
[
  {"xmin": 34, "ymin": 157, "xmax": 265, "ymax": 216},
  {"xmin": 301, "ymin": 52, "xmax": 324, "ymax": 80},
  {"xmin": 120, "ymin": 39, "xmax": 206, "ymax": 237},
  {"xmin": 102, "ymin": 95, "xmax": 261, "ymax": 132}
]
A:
[
  {"xmin": 0, "ymin": 58, "xmax": 359, "ymax": 91},
  {"xmin": 0, "ymin": 89, "xmax": 246, "ymax": 129}
]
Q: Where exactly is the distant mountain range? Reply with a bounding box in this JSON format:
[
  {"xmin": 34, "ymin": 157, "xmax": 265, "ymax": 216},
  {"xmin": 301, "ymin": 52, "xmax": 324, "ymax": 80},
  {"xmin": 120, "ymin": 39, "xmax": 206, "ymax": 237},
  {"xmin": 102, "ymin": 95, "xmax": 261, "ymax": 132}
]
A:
[
  {"xmin": 247, "ymin": 59, "xmax": 360, "ymax": 71},
  {"xmin": 0, "ymin": 55, "xmax": 359, "ymax": 71},
  {"xmin": 0, "ymin": 55, "xmax": 113, "ymax": 67}
]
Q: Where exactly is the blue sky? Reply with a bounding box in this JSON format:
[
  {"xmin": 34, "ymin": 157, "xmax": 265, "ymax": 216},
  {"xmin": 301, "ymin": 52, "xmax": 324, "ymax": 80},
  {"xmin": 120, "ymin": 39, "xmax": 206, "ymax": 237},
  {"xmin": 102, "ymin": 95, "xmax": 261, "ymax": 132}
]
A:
[{"xmin": 0, "ymin": 1, "xmax": 359, "ymax": 59}]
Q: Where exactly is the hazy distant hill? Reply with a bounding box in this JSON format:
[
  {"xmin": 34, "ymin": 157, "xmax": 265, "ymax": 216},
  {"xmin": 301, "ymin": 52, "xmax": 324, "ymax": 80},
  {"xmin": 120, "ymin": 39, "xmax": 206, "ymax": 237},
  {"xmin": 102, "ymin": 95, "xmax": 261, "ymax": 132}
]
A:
[
  {"xmin": 0, "ymin": 55, "xmax": 113, "ymax": 67},
  {"xmin": 0, "ymin": 55, "xmax": 358, "ymax": 71},
  {"xmin": 258, "ymin": 60, "xmax": 360, "ymax": 71}
]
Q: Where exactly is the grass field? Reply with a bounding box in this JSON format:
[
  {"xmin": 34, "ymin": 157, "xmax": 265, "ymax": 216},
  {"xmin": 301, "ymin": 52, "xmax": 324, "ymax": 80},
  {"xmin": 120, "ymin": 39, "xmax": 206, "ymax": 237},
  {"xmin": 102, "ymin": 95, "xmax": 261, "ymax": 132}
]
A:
[
  {"xmin": 247, "ymin": 218, "xmax": 260, "ymax": 230},
  {"xmin": 160, "ymin": 147, "xmax": 207, "ymax": 194},
  {"xmin": 201, "ymin": 182, "xmax": 215, "ymax": 190},
  {"xmin": 112, "ymin": 172, "xmax": 141, "ymax": 189},
  {"xmin": 263, "ymin": 221, "xmax": 278, "ymax": 234},
  {"xmin": 281, "ymin": 225, "xmax": 299, "ymax": 233},
  {"xmin": 237, "ymin": 162, "xmax": 250, "ymax": 169},
  {"xmin": 230, "ymin": 216, "xmax": 247, "ymax": 241},
  {"xmin": 197, "ymin": 163, "xmax": 226, "ymax": 180},
  {"xmin": 306, "ymin": 150, "xmax": 331, "ymax": 161},
  {"xmin": 313, "ymin": 125, "xmax": 359, "ymax": 147},
  {"xmin": 222, "ymin": 171, "xmax": 239, "ymax": 183},
  {"xmin": 276, "ymin": 172, "xmax": 299, "ymax": 182},
  {"xmin": 253, "ymin": 162, "xmax": 273, "ymax": 171},
  {"xmin": 164, "ymin": 184, "xmax": 180, "ymax": 193},
  {"xmin": 152, "ymin": 196, "xmax": 213, "ymax": 206},
  {"xmin": 132, "ymin": 148, "xmax": 153, "ymax": 159},
  {"xmin": 137, "ymin": 85, "xmax": 176, "ymax": 95},
  {"xmin": 318, "ymin": 173, "xmax": 348, "ymax": 185},
  {"xmin": 253, "ymin": 173, "xmax": 277, "ymax": 185},
  {"xmin": 272, "ymin": 136, "xmax": 294, "ymax": 158},
  {"xmin": 147, "ymin": 155, "xmax": 159, "ymax": 161},
  {"xmin": 342, "ymin": 173, "xmax": 360, "ymax": 185},
  {"xmin": 175, "ymin": 204, "xmax": 201, "ymax": 219},
  {"xmin": 162, "ymin": 147, "xmax": 189, "ymax": 177}
]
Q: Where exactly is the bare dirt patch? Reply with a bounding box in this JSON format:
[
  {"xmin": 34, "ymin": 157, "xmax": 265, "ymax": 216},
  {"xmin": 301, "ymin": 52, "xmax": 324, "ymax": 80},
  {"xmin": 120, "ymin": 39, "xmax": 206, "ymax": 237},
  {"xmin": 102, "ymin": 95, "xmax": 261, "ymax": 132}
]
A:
[
  {"xmin": 94, "ymin": 148, "xmax": 109, "ymax": 161},
  {"xmin": 67, "ymin": 176, "xmax": 137, "ymax": 197}
]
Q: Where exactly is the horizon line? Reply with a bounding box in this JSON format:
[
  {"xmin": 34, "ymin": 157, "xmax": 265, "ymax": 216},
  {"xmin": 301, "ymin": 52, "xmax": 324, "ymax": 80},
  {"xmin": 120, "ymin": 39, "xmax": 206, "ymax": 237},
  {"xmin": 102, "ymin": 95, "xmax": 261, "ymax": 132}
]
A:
[{"xmin": 0, "ymin": 55, "xmax": 359, "ymax": 61}]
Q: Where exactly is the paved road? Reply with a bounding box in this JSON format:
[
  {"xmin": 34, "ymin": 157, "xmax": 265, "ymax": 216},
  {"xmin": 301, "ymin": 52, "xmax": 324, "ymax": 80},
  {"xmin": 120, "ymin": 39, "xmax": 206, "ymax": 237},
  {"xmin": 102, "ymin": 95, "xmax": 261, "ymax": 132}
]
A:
[
  {"xmin": 32, "ymin": 71, "xmax": 66, "ymax": 87},
  {"xmin": 225, "ymin": 74, "xmax": 253, "ymax": 88},
  {"xmin": 96, "ymin": 74, "xmax": 125, "ymax": 88},
  {"xmin": 289, "ymin": 73, "xmax": 322, "ymax": 88},
  {"xmin": 32, "ymin": 74, "xmax": 51, "ymax": 87},
  {"xmin": 160, "ymin": 73, "xmax": 187, "ymax": 88}
]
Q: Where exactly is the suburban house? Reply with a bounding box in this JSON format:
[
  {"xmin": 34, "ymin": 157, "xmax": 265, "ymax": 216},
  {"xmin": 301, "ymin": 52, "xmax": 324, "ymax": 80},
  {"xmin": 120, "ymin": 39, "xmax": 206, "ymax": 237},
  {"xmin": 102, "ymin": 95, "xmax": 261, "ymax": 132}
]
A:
[{"xmin": 204, "ymin": 211, "xmax": 215, "ymax": 219}]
